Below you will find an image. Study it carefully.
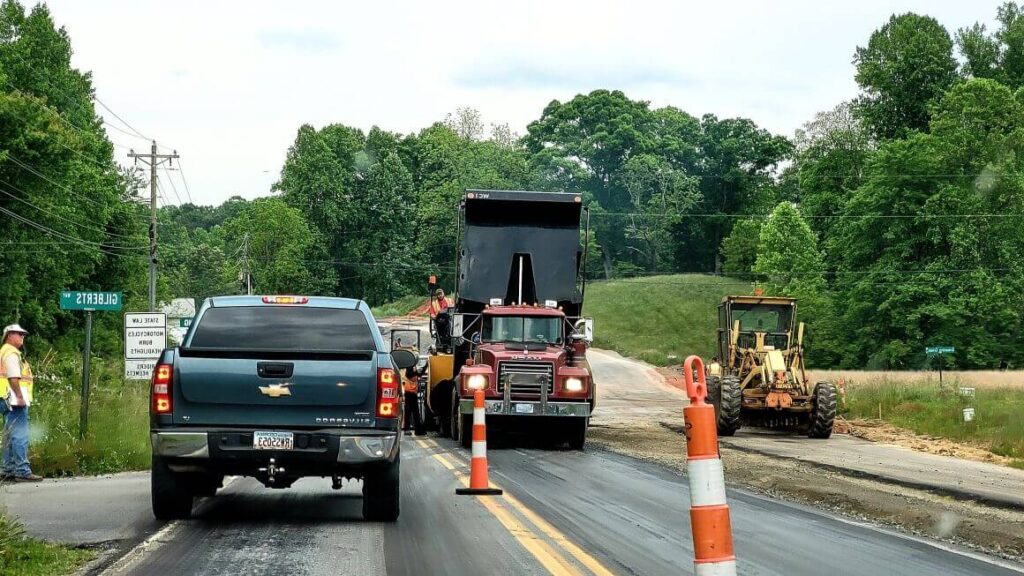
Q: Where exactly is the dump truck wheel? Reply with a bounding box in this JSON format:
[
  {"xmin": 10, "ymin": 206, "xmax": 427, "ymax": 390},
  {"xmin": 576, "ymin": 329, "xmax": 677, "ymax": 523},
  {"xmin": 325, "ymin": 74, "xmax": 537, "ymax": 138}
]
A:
[
  {"xmin": 717, "ymin": 376, "xmax": 742, "ymax": 437},
  {"xmin": 459, "ymin": 415, "xmax": 472, "ymax": 449},
  {"xmin": 449, "ymin": 387, "xmax": 461, "ymax": 441},
  {"xmin": 567, "ymin": 418, "xmax": 588, "ymax": 450},
  {"xmin": 808, "ymin": 382, "xmax": 838, "ymax": 439}
]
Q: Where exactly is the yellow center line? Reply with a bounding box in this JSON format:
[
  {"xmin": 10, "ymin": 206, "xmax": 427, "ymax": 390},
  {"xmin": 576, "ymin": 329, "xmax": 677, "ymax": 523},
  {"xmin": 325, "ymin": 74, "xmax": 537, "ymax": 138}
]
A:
[
  {"xmin": 428, "ymin": 450, "xmax": 581, "ymax": 576},
  {"xmin": 442, "ymin": 448, "xmax": 616, "ymax": 576}
]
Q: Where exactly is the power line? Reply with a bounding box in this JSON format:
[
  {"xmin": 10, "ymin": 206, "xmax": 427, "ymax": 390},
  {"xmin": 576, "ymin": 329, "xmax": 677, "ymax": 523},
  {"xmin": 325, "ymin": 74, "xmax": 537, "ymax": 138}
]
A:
[
  {"xmin": 0, "ymin": 206, "xmax": 143, "ymax": 258},
  {"xmin": 0, "ymin": 180, "xmax": 146, "ymax": 245},
  {"xmin": 175, "ymin": 160, "xmax": 195, "ymax": 204},
  {"xmin": 4, "ymin": 154, "xmax": 149, "ymax": 220},
  {"xmin": 160, "ymin": 169, "xmax": 184, "ymax": 206},
  {"xmin": 94, "ymin": 97, "xmax": 150, "ymax": 141}
]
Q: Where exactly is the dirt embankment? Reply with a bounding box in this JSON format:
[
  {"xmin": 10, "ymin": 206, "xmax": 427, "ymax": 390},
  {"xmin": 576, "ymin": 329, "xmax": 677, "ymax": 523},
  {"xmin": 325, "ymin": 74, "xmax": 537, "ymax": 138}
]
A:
[{"xmin": 590, "ymin": 420, "xmax": 1024, "ymax": 561}]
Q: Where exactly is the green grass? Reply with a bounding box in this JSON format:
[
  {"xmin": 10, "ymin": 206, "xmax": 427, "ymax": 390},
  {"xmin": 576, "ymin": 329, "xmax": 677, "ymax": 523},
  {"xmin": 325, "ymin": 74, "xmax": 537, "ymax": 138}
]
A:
[
  {"xmin": 585, "ymin": 274, "xmax": 741, "ymax": 365},
  {"xmin": 371, "ymin": 294, "xmax": 427, "ymax": 318},
  {"xmin": 0, "ymin": 513, "xmax": 95, "ymax": 575},
  {"xmin": 29, "ymin": 357, "xmax": 150, "ymax": 477},
  {"xmin": 844, "ymin": 380, "xmax": 1024, "ymax": 468}
]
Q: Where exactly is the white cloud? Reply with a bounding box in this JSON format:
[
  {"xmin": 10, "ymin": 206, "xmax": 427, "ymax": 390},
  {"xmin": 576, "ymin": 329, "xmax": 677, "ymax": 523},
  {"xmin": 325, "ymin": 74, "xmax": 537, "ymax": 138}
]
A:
[{"xmin": 39, "ymin": 0, "xmax": 1002, "ymax": 205}]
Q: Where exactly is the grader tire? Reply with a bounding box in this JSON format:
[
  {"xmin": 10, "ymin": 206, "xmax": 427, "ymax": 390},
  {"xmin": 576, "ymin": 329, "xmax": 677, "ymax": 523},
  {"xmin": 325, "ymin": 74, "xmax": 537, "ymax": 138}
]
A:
[
  {"xmin": 717, "ymin": 376, "xmax": 742, "ymax": 437},
  {"xmin": 706, "ymin": 375, "xmax": 721, "ymax": 407},
  {"xmin": 808, "ymin": 382, "xmax": 838, "ymax": 439}
]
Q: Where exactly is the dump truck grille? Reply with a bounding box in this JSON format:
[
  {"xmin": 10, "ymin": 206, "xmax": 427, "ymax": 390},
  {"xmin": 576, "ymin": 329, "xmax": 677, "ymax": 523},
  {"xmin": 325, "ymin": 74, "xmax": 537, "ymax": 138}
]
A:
[{"xmin": 498, "ymin": 361, "xmax": 553, "ymax": 397}]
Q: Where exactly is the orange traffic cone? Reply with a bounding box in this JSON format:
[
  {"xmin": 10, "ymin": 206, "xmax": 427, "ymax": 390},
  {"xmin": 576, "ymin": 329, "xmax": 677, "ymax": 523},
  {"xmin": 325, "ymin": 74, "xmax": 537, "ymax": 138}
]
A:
[
  {"xmin": 683, "ymin": 355, "xmax": 736, "ymax": 576},
  {"xmin": 456, "ymin": 389, "xmax": 503, "ymax": 496}
]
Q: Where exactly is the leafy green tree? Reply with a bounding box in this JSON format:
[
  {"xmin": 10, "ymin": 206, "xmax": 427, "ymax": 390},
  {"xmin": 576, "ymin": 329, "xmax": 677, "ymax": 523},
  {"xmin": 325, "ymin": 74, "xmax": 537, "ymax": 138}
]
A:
[
  {"xmin": 720, "ymin": 218, "xmax": 762, "ymax": 278},
  {"xmin": 753, "ymin": 202, "xmax": 825, "ymax": 296},
  {"xmin": 854, "ymin": 13, "xmax": 959, "ymax": 139},
  {"xmin": 957, "ymin": 3, "xmax": 1024, "ymax": 88},
  {"xmin": 222, "ymin": 198, "xmax": 336, "ymax": 296},
  {"xmin": 793, "ymin": 102, "xmax": 873, "ymax": 242},
  {"xmin": 828, "ymin": 79, "xmax": 1024, "ymax": 368},
  {"xmin": 673, "ymin": 115, "xmax": 792, "ymax": 273},
  {"xmin": 0, "ymin": 0, "xmax": 144, "ymax": 343},
  {"xmin": 346, "ymin": 151, "xmax": 420, "ymax": 304},
  {"xmin": 618, "ymin": 154, "xmax": 698, "ymax": 271}
]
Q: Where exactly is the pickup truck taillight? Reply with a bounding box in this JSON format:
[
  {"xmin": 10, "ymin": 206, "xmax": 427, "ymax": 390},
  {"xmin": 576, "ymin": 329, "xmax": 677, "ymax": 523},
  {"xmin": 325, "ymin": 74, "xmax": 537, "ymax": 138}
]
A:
[
  {"xmin": 152, "ymin": 363, "xmax": 173, "ymax": 414},
  {"xmin": 376, "ymin": 368, "xmax": 399, "ymax": 418}
]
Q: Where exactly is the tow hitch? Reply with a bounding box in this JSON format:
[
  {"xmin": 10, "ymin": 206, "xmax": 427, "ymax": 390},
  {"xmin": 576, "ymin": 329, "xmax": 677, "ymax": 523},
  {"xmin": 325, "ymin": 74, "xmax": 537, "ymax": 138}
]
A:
[{"xmin": 259, "ymin": 458, "xmax": 286, "ymax": 485}]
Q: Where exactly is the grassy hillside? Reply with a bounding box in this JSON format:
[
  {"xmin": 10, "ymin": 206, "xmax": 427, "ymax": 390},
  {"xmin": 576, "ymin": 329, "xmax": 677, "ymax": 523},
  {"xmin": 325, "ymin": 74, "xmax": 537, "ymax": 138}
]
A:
[
  {"xmin": 371, "ymin": 295, "xmax": 426, "ymax": 318},
  {"xmin": 585, "ymin": 274, "xmax": 744, "ymax": 365}
]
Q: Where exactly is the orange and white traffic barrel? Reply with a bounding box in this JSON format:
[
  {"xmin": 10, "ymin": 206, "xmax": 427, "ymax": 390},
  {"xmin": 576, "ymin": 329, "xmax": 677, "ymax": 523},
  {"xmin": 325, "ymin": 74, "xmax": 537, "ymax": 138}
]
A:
[
  {"xmin": 683, "ymin": 355, "xmax": 736, "ymax": 576},
  {"xmin": 456, "ymin": 389, "xmax": 503, "ymax": 496}
]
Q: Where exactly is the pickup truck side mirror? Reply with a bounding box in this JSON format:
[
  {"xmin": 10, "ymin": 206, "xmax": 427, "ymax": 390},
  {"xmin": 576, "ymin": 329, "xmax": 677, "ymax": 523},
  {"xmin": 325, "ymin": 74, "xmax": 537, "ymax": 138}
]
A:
[{"xmin": 391, "ymin": 349, "xmax": 417, "ymax": 369}]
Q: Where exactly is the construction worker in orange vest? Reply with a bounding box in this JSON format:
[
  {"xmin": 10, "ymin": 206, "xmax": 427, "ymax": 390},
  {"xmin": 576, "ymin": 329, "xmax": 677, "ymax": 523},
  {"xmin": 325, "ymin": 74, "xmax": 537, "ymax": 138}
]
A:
[{"xmin": 429, "ymin": 288, "xmax": 453, "ymax": 350}]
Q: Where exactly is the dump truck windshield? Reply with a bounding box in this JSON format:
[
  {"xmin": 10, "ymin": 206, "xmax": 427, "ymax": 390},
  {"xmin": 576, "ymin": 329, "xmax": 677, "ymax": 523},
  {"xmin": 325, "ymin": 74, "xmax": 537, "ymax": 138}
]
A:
[
  {"xmin": 732, "ymin": 304, "xmax": 792, "ymax": 333},
  {"xmin": 483, "ymin": 316, "xmax": 562, "ymax": 344}
]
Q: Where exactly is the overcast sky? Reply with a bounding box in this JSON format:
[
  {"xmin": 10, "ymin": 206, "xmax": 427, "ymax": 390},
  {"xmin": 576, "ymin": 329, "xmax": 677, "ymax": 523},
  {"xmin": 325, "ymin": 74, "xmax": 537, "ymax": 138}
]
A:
[{"xmin": 45, "ymin": 0, "xmax": 1001, "ymax": 206}]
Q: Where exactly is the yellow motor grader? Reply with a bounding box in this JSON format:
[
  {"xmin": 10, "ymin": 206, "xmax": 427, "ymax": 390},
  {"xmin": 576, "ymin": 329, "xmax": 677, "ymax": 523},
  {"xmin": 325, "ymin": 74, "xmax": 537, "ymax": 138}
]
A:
[{"xmin": 710, "ymin": 295, "xmax": 836, "ymax": 438}]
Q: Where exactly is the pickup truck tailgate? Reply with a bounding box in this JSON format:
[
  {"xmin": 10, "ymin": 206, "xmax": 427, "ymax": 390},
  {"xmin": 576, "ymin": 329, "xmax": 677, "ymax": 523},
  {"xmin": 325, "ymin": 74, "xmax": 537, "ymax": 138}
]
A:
[
  {"xmin": 171, "ymin": 302, "xmax": 384, "ymax": 428},
  {"xmin": 173, "ymin": 355, "xmax": 377, "ymax": 427}
]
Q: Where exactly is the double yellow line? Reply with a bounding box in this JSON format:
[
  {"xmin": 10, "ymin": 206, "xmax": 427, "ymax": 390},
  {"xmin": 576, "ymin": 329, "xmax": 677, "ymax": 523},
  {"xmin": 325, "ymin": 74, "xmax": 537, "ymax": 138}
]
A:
[{"xmin": 417, "ymin": 438, "xmax": 615, "ymax": 576}]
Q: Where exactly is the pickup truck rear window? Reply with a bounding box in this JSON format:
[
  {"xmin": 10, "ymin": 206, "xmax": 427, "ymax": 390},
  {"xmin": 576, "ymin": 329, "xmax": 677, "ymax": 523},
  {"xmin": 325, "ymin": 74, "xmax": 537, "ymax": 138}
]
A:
[{"xmin": 187, "ymin": 306, "xmax": 376, "ymax": 351}]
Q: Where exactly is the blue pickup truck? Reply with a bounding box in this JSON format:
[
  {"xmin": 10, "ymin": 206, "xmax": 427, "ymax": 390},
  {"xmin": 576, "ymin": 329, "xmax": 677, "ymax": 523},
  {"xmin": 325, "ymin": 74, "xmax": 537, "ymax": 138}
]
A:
[{"xmin": 149, "ymin": 295, "xmax": 416, "ymax": 521}]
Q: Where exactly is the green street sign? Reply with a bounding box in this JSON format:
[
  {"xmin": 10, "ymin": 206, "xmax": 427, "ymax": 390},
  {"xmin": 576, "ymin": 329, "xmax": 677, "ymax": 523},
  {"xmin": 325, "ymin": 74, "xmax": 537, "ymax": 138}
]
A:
[
  {"xmin": 926, "ymin": 346, "xmax": 955, "ymax": 354},
  {"xmin": 178, "ymin": 317, "xmax": 193, "ymax": 328},
  {"xmin": 60, "ymin": 291, "xmax": 123, "ymax": 312}
]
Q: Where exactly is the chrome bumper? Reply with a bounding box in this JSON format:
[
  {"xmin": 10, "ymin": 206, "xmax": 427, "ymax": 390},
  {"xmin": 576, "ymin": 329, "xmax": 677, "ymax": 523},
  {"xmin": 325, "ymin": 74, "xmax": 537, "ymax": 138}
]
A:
[
  {"xmin": 151, "ymin": 431, "xmax": 399, "ymax": 463},
  {"xmin": 151, "ymin": 432, "xmax": 209, "ymax": 458},
  {"xmin": 459, "ymin": 399, "xmax": 590, "ymax": 417}
]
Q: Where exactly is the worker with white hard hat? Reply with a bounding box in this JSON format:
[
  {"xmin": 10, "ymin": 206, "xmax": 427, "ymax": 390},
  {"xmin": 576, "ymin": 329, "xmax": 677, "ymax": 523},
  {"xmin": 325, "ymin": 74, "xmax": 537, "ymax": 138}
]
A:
[{"xmin": 1, "ymin": 323, "xmax": 41, "ymax": 481}]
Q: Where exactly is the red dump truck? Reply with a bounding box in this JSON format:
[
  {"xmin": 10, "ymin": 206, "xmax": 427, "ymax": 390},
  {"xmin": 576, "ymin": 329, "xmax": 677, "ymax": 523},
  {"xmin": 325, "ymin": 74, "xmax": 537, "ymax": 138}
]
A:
[{"xmin": 424, "ymin": 190, "xmax": 595, "ymax": 449}]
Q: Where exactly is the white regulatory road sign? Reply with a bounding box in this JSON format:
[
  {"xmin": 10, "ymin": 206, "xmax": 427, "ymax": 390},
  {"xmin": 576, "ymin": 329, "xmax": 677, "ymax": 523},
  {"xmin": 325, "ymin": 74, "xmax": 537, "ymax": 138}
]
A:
[
  {"xmin": 125, "ymin": 359, "xmax": 157, "ymax": 381},
  {"xmin": 125, "ymin": 313, "xmax": 167, "ymax": 361}
]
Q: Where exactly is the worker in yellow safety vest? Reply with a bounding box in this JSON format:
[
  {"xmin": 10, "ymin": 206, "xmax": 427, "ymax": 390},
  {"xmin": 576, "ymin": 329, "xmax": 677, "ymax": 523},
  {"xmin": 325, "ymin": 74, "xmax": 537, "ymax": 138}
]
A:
[
  {"xmin": 1, "ymin": 324, "xmax": 41, "ymax": 482},
  {"xmin": 707, "ymin": 356, "xmax": 722, "ymax": 378}
]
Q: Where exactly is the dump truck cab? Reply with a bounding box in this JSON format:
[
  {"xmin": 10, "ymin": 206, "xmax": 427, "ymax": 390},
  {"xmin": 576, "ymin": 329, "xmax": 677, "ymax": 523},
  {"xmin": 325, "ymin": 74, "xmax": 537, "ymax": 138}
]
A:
[
  {"xmin": 712, "ymin": 295, "xmax": 836, "ymax": 439},
  {"xmin": 451, "ymin": 305, "xmax": 592, "ymax": 447}
]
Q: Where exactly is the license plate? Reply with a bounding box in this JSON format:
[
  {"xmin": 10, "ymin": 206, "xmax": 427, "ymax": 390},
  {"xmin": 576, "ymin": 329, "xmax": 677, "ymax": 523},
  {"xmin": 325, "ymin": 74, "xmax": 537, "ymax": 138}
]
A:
[
  {"xmin": 515, "ymin": 403, "xmax": 535, "ymax": 414},
  {"xmin": 253, "ymin": 431, "xmax": 293, "ymax": 450}
]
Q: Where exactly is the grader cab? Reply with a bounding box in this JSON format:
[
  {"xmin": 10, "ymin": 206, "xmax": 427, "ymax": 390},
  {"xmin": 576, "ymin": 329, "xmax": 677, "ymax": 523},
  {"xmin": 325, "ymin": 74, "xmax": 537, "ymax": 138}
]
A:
[{"xmin": 711, "ymin": 296, "xmax": 836, "ymax": 438}]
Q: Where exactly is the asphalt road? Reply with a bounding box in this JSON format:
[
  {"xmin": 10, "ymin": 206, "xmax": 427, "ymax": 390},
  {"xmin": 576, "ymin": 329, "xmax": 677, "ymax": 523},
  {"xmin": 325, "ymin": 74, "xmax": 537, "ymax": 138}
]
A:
[{"xmin": 82, "ymin": 437, "xmax": 1021, "ymax": 576}]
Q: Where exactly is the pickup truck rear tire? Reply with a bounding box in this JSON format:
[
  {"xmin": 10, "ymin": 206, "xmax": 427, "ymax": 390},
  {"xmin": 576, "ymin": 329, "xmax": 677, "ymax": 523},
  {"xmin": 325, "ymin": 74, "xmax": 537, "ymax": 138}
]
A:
[
  {"xmin": 362, "ymin": 455, "xmax": 400, "ymax": 522},
  {"xmin": 151, "ymin": 455, "xmax": 194, "ymax": 520}
]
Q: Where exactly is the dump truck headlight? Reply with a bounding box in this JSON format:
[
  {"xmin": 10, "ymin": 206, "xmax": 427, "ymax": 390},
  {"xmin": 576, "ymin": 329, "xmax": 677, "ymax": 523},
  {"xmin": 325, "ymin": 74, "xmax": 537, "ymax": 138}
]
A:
[
  {"xmin": 565, "ymin": 377, "xmax": 584, "ymax": 392},
  {"xmin": 467, "ymin": 374, "xmax": 488, "ymax": 390}
]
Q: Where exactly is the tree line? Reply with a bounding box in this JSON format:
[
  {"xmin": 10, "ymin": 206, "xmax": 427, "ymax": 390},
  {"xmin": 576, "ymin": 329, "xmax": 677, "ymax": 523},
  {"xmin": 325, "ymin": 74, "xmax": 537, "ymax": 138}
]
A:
[{"xmin": 3, "ymin": 0, "xmax": 1024, "ymax": 368}]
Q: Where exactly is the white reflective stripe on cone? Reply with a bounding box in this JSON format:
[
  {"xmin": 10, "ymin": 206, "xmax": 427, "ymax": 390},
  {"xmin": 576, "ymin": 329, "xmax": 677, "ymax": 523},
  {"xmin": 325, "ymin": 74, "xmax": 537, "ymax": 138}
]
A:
[
  {"xmin": 694, "ymin": 559, "xmax": 736, "ymax": 576},
  {"xmin": 474, "ymin": 407, "xmax": 485, "ymax": 422},
  {"xmin": 472, "ymin": 441, "xmax": 487, "ymax": 458},
  {"xmin": 687, "ymin": 458, "xmax": 727, "ymax": 507}
]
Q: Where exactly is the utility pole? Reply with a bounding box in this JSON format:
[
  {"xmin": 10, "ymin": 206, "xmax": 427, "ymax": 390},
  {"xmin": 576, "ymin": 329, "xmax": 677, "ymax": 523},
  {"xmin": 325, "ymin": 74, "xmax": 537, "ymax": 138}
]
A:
[
  {"xmin": 128, "ymin": 141, "xmax": 178, "ymax": 311},
  {"xmin": 240, "ymin": 233, "xmax": 252, "ymax": 295}
]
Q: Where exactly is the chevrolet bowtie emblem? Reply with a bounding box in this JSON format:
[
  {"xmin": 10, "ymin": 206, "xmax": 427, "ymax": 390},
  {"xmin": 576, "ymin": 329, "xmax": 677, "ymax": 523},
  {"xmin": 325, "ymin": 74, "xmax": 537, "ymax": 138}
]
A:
[{"xmin": 259, "ymin": 383, "xmax": 292, "ymax": 398}]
